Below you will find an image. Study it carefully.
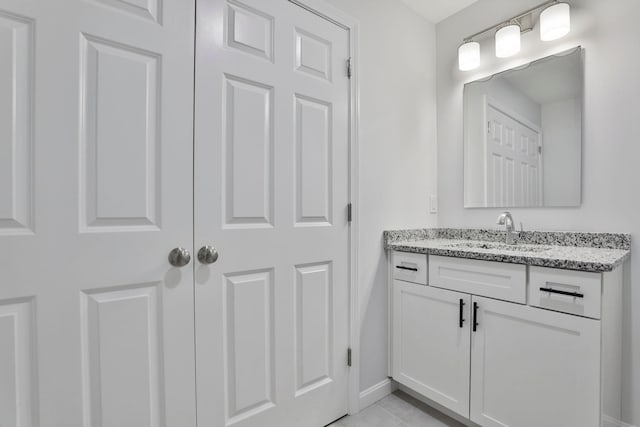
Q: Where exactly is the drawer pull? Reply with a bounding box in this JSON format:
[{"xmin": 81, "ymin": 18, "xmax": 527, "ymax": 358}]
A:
[
  {"xmin": 459, "ymin": 299, "xmax": 466, "ymax": 328},
  {"xmin": 473, "ymin": 302, "xmax": 479, "ymax": 332},
  {"xmin": 396, "ymin": 265, "xmax": 418, "ymax": 272},
  {"xmin": 539, "ymin": 287, "xmax": 584, "ymax": 299}
]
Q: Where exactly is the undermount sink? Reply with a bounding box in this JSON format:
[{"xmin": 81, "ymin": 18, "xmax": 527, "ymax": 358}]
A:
[{"xmin": 445, "ymin": 241, "xmax": 552, "ymax": 253}]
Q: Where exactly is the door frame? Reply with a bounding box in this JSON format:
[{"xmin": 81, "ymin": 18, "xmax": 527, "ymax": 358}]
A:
[{"xmin": 287, "ymin": 0, "xmax": 361, "ymax": 415}]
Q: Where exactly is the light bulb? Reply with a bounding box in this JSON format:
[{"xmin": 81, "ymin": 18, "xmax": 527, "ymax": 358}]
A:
[
  {"xmin": 495, "ymin": 24, "xmax": 521, "ymax": 58},
  {"xmin": 458, "ymin": 41, "xmax": 480, "ymax": 71},
  {"xmin": 540, "ymin": 2, "xmax": 571, "ymax": 41}
]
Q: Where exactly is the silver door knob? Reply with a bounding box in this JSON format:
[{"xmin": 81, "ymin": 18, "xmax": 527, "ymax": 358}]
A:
[
  {"xmin": 197, "ymin": 246, "xmax": 219, "ymax": 264},
  {"xmin": 168, "ymin": 247, "xmax": 191, "ymax": 267}
]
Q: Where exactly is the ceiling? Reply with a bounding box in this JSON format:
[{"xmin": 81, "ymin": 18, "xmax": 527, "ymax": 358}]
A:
[
  {"xmin": 502, "ymin": 51, "xmax": 583, "ymax": 105},
  {"xmin": 399, "ymin": 0, "xmax": 480, "ymax": 24}
]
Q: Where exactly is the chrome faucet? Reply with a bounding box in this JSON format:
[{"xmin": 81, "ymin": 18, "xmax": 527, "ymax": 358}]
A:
[{"xmin": 496, "ymin": 211, "xmax": 520, "ymax": 245}]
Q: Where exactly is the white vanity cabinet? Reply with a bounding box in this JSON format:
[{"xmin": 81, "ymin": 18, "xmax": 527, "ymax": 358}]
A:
[{"xmin": 390, "ymin": 251, "xmax": 623, "ymax": 427}]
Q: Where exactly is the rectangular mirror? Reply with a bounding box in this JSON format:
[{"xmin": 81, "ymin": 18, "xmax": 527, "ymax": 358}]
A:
[{"xmin": 464, "ymin": 47, "xmax": 583, "ymax": 208}]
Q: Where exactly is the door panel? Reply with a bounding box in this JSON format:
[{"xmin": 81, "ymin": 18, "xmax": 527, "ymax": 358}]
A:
[
  {"xmin": 93, "ymin": 0, "xmax": 161, "ymax": 23},
  {"xmin": 194, "ymin": 1, "xmax": 350, "ymax": 426},
  {"xmin": 294, "ymin": 94, "xmax": 333, "ymax": 225},
  {"xmin": 0, "ymin": 11, "xmax": 33, "ymax": 234},
  {"xmin": 294, "ymin": 261, "xmax": 333, "ymax": 395},
  {"xmin": 0, "ymin": 0, "xmax": 196, "ymax": 425},
  {"xmin": 81, "ymin": 284, "xmax": 165, "ymax": 427},
  {"xmin": 224, "ymin": 269, "xmax": 276, "ymax": 423},
  {"xmin": 227, "ymin": 0, "xmax": 274, "ymax": 61},
  {"xmin": 223, "ymin": 75, "xmax": 274, "ymax": 228},
  {"xmin": 295, "ymin": 28, "xmax": 332, "ymax": 80},
  {"xmin": 80, "ymin": 34, "xmax": 161, "ymax": 231},
  {"xmin": 470, "ymin": 296, "xmax": 600, "ymax": 427},
  {"xmin": 0, "ymin": 298, "xmax": 36, "ymax": 427}
]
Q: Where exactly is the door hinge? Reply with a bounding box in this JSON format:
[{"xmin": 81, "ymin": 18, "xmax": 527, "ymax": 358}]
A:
[
  {"xmin": 346, "ymin": 58, "xmax": 352, "ymax": 79},
  {"xmin": 347, "ymin": 348, "xmax": 352, "ymax": 367},
  {"xmin": 538, "ymin": 145, "xmax": 542, "ymax": 154},
  {"xmin": 347, "ymin": 203, "xmax": 352, "ymax": 222}
]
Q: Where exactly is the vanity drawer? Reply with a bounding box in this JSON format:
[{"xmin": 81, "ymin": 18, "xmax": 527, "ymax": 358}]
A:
[
  {"xmin": 392, "ymin": 251, "xmax": 428, "ymax": 285},
  {"xmin": 529, "ymin": 267, "xmax": 602, "ymax": 319},
  {"xmin": 429, "ymin": 255, "xmax": 526, "ymax": 303}
]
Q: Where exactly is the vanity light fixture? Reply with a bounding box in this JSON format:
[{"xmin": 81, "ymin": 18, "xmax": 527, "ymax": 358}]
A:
[{"xmin": 458, "ymin": 0, "xmax": 571, "ymax": 71}]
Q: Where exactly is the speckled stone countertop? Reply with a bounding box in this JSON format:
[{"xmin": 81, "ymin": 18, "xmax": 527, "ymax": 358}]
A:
[{"xmin": 384, "ymin": 228, "xmax": 631, "ymax": 273}]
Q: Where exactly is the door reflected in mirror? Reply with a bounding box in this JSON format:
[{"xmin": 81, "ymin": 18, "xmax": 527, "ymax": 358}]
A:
[{"xmin": 463, "ymin": 47, "xmax": 583, "ymax": 208}]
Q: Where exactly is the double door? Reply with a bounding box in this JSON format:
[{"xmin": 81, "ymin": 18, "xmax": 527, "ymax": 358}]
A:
[
  {"xmin": 0, "ymin": 0, "xmax": 351, "ymax": 425},
  {"xmin": 392, "ymin": 280, "xmax": 600, "ymax": 427}
]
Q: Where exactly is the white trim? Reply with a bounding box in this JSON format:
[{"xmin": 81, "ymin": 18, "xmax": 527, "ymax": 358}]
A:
[
  {"xmin": 347, "ymin": 22, "xmax": 361, "ymax": 416},
  {"xmin": 387, "ymin": 250, "xmax": 393, "ymax": 377},
  {"xmin": 288, "ymin": 0, "xmax": 361, "ymax": 416},
  {"xmin": 358, "ymin": 378, "xmax": 397, "ymax": 410},
  {"xmin": 289, "ymin": 0, "xmax": 355, "ymax": 28},
  {"xmin": 602, "ymin": 415, "xmax": 637, "ymax": 427},
  {"xmin": 398, "ymin": 387, "xmax": 635, "ymax": 427}
]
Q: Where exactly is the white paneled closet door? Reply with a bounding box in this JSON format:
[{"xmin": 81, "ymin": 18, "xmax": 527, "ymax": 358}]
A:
[
  {"xmin": 485, "ymin": 101, "xmax": 542, "ymax": 207},
  {"xmin": 194, "ymin": 1, "xmax": 351, "ymax": 426},
  {"xmin": 0, "ymin": 0, "xmax": 196, "ymax": 426}
]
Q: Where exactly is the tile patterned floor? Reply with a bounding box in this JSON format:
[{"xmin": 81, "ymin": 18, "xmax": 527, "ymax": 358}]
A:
[{"xmin": 328, "ymin": 391, "xmax": 466, "ymax": 427}]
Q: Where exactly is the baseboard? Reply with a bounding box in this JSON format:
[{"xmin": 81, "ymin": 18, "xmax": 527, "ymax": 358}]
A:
[
  {"xmin": 358, "ymin": 378, "xmax": 397, "ymax": 410},
  {"xmin": 372, "ymin": 385, "xmax": 637, "ymax": 427},
  {"xmin": 595, "ymin": 414, "xmax": 635, "ymax": 427}
]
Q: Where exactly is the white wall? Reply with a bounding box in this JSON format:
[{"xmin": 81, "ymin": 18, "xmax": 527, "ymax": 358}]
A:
[
  {"xmin": 541, "ymin": 97, "xmax": 582, "ymax": 206},
  {"xmin": 437, "ymin": 0, "xmax": 640, "ymax": 424},
  {"xmin": 324, "ymin": 0, "xmax": 438, "ymax": 393}
]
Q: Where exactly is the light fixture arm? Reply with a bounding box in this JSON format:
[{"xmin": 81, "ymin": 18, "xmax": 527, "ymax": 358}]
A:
[{"xmin": 462, "ymin": 0, "xmax": 558, "ymax": 43}]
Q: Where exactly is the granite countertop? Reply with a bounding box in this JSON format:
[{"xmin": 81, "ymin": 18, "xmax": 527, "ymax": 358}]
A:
[{"xmin": 384, "ymin": 228, "xmax": 631, "ymax": 273}]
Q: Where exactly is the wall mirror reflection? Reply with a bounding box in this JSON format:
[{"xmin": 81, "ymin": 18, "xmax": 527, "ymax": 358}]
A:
[{"xmin": 464, "ymin": 47, "xmax": 583, "ymax": 208}]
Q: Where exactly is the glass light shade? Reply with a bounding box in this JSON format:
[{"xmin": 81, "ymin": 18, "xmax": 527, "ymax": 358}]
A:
[
  {"xmin": 495, "ymin": 24, "xmax": 521, "ymax": 58},
  {"xmin": 458, "ymin": 41, "xmax": 480, "ymax": 71},
  {"xmin": 540, "ymin": 2, "xmax": 571, "ymax": 41}
]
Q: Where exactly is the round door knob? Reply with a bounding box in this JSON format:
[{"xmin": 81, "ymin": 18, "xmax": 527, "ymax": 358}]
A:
[
  {"xmin": 197, "ymin": 245, "xmax": 219, "ymax": 264},
  {"xmin": 168, "ymin": 247, "xmax": 191, "ymax": 267}
]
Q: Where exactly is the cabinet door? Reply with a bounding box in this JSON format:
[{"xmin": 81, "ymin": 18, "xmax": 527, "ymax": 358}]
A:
[
  {"xmin": 393, "ymin": 280, "xmax": 471, "ymax": 417},
  {"xmin": 470, "ymin": 296, "xmax": 600, "ymax": 427}
]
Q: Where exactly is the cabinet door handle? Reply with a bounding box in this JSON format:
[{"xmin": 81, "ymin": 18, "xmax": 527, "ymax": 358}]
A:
[
  {"xmin": 395, "ymin": 265, "xmax": 418, "ymax": 272},
  {"xmin": 473, "ymin": 302, "xmax": 479, "ymax": 332},
  {"xmin": 459, "ymin": 299, "xmax": 466, "ymax": 328},
  {"xmin": 539, "ymin": 287, "xmax": 584, "ymax": 298}
]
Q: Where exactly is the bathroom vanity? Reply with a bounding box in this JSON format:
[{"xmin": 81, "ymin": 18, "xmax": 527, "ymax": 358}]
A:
[{"xmin": 385, "ymin": 229, "xmax": 630, "ymax": 427}]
